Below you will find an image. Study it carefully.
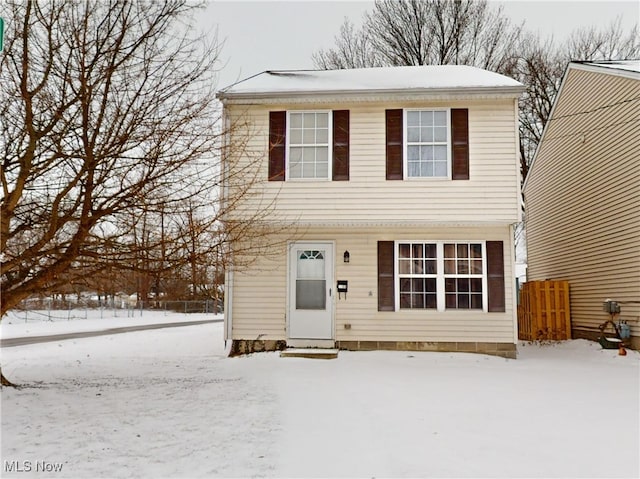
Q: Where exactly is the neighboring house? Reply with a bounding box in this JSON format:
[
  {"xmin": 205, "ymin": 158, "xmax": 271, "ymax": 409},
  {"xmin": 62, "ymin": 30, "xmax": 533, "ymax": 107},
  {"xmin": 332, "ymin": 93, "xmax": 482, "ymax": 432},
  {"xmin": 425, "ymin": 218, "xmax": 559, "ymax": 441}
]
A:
[
  {"xmin": 217, "ymin": 65, "xmax": 525, "ymax": 358},
  {"xmin": 523, "ymin": 60, "xmax": 640, "ymax": 349}
]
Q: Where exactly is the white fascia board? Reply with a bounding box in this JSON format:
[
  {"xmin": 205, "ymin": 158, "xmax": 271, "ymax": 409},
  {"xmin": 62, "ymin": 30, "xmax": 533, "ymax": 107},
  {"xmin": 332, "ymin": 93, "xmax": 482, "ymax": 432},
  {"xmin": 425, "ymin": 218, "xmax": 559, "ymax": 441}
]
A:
[{"xmin": 217, "ymin": 86, "xmax": 525, "ymax": 105}]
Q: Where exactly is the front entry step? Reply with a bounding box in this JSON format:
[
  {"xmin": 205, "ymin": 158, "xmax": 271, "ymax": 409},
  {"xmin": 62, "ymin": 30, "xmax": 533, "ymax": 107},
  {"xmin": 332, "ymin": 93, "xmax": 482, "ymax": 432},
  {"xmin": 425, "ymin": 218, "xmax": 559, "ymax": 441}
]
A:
[{"xmin": 280, "ymin": 348, "xmax": 339, "ymax": 360}]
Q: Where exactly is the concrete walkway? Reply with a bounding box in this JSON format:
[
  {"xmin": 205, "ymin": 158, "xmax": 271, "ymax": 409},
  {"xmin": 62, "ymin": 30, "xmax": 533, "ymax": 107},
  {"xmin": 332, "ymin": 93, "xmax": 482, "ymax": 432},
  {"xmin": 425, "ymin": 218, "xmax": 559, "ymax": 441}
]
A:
[{"xmin": 0, "ymin": 319, "xmax": 222, "ymax": 348}]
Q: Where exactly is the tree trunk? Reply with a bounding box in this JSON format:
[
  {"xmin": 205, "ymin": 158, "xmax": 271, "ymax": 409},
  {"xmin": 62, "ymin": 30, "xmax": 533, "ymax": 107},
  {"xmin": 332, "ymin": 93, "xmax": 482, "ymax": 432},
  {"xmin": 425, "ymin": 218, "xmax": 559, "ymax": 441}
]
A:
[{"xmin": 1, "ymin": 368, "xmax": 17, "ymax": 388}]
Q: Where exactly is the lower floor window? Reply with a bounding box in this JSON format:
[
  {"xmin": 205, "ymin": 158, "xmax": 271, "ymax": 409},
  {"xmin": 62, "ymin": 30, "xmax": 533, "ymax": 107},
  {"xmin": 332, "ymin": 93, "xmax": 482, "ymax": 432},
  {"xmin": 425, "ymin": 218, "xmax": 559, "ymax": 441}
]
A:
[
  {"xmin": 397, "ymin": 241, "xmax": 485, "ymax": 311},
  {"xmin": 445, "ymin": 278, "xmax": 483, "ymax": 309}
]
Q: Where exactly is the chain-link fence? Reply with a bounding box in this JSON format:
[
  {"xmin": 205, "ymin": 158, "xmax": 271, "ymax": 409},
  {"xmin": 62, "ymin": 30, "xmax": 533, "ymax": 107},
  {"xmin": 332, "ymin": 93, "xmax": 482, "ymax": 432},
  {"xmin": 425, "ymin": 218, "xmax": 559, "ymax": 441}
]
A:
[
  {"xmin": 12, "ymin": 297, "xmax": 222, "ymax": 322},
  {"xmin": 139, "ymin": 300, "xmax": 222, "ymax": 314}
]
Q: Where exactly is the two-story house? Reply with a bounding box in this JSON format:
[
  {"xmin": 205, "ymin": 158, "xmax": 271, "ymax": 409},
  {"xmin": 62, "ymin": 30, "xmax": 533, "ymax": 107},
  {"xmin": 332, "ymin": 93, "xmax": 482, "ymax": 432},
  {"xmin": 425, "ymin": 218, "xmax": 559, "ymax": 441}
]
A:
[
  {"xmin": 524, "ymin": 60, "xmax": 640, "ymax": 349},
  {"xmin": 217, "ymin": 65, "xmax": 524, "ymax": 358}
]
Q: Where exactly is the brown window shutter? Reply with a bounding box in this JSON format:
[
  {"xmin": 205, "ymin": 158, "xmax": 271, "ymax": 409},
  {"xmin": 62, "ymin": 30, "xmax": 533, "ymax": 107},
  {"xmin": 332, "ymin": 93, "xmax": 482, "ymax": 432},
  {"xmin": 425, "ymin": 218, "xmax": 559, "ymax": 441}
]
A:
[
  {"xmin": 385, "ymin": 109, "xmax": 403, "ymax": 180},
  {"xmin": 451, "ymin": 108, "xmax": 469, "ymax": 180},
  {"xmin": 378, "ymin": 241, "xmax": 395, "ymax": 311},
  {"xmin": 268, "ymin": 111, "xmax": 286, "ymax": 181},
  {"xmin": 486, "ymin": 241, "xmax": 505, "ymax": 312},
  {"xmin": 332, "ymin": 110, "xmax": 349, "ymax": 181}
]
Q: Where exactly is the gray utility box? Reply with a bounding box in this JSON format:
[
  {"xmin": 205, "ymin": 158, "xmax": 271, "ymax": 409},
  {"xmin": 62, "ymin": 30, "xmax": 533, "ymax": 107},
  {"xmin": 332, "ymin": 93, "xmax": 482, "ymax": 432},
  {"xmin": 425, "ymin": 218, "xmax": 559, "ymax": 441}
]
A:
[{"xmin": 602, "ymin": 299, "xmax": 621, "ymax": 314}]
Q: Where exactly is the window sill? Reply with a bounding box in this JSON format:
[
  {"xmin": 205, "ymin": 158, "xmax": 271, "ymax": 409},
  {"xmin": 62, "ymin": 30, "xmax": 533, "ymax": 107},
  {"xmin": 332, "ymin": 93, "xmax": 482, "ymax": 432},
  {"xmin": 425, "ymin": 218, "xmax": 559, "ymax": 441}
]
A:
[{"xmin": 403, "ymin": 176, "xmax": 452, "ymax": 181}]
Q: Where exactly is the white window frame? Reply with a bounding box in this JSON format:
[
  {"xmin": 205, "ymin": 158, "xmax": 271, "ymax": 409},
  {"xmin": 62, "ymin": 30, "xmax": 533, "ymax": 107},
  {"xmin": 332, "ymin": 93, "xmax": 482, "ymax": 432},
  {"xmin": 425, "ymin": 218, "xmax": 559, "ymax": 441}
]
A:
[
  {"xmin": 285, "ymin": 110, "xmax": 333, "ymax": 181},
  {"xmin": 394, "ymin": 241, "xmax": 488, "ymax": 312},
  {"xmin": 403, "ymin": 108, "xmax": 451, "ymax": 180},
  {"xmin": 396, "ymin": 242, "xmax": 439, "ymax": 310}
]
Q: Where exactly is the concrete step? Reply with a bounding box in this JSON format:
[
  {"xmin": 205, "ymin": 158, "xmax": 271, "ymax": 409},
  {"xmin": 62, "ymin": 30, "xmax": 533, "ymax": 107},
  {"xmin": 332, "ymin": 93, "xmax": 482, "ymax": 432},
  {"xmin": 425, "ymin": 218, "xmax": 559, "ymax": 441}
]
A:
[{"xmin": 280, "ymin": 348, "xmax": 339, "ymax": 359}]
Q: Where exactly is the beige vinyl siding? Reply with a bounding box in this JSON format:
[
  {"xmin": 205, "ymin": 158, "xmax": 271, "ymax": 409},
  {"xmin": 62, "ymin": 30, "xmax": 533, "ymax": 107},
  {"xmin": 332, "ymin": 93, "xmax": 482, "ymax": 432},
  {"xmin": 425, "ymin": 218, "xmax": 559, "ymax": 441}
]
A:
[
  {"xmin": 230, "ymin": 226, "xmax": 516, "ymax": 343},
  {"xmin": 225, "ymin": 98, "xmax": 520, "ymax": 225},
  {"xmin": 524, "ymin": 66, "xmax": 640, "ymax": 338}
]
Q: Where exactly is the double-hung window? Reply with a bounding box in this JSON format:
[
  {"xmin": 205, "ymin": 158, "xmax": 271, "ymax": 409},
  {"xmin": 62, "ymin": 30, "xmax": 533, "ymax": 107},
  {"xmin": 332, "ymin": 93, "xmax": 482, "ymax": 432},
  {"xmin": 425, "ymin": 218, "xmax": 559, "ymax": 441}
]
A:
[
  {"xmin": 269, "ymin": 110, "xmax": 349, "ymax": 182},
  {"xmin": 404, "ymin": 109, "xmax": 450, "ymax": 178},
  {"xmin": 386, "ymin": 107, "xmax": 467, "ymax": 180},
  {"xmin": 396, "ymin": 241, "xmax": 486, "ymax": 311},
  {"xmin": 398, "ymin": 243, "xmax": 438, "ymax": 309},
  {"xmin": 287, "ymin": 111, "xmax": 331, "ymax": 180},
  {"xmin": 444, "ymin": 243, "xmax": 484, "ymax": 310}
]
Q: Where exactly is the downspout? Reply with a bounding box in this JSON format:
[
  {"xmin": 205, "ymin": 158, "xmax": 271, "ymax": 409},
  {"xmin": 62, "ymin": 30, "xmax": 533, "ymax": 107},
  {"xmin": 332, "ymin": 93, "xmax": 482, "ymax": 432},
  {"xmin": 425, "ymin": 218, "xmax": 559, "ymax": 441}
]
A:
[
  {"xmin": 225, "ymin": 270, "xmax": 233, "ymax": 342},
  {"xmin": 510, "ymin": 222, "xmax": 519, "ymax": 344},
  {"xmin": 513, "ymin": 96, "xmax": 522, "ymax": 344},
  {"xmin": 220, "ymin": 102, "xmax": 233, "ymax": 344},
  {"xmin": 514, "ymin": 97, "xmax": 523, "ymax": 224}
]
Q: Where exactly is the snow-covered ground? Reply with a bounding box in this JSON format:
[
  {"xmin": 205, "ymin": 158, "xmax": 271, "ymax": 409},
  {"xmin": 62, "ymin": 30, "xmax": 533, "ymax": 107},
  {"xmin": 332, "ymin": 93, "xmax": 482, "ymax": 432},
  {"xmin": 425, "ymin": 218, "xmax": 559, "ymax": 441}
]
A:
[
  {"xmin": 1, "ymin": 312, "xmax": 639, "ymax": 478},
  {"xmin": 1, "ymin": 309, "xmax": 220, "ymax": 339}
]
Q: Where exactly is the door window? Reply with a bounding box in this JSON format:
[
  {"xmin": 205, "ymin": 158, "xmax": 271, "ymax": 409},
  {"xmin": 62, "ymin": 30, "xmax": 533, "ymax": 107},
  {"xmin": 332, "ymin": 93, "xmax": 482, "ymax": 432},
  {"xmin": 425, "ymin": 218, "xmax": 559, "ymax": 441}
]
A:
[{"xmin": 296, "ymin": 250, "xmax": 326, "ymax": 310}]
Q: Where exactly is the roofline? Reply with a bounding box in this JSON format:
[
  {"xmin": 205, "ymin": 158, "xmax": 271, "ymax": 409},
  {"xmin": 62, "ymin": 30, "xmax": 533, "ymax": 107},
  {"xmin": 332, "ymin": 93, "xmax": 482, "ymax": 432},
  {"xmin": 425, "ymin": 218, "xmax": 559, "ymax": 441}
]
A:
[
  {"xmin": 523, "ymin": 60, "xmax": 639, "ymax": 193},
  {"xmin": 217, "ymin": 85, "xmax": 525, "ymax": 103},
  {"xmin": 569, "ymin": 60, "xmax": 640, "ymax": 80}
]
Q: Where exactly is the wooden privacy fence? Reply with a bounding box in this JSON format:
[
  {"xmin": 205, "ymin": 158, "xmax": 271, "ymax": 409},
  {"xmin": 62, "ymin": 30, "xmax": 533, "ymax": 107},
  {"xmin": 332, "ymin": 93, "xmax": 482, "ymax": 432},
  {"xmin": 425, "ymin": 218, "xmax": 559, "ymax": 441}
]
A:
[{"xmin": 518, "ymin": 280, "xmax": 571, "ymax": 341}]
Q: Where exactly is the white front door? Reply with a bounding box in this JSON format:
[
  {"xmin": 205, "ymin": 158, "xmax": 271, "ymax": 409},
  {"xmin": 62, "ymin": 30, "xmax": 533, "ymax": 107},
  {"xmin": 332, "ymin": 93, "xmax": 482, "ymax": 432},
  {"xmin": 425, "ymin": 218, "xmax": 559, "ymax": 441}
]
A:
[{"xmin": 288, "ymin": 242, "xmax": 334, "ymax": 339}]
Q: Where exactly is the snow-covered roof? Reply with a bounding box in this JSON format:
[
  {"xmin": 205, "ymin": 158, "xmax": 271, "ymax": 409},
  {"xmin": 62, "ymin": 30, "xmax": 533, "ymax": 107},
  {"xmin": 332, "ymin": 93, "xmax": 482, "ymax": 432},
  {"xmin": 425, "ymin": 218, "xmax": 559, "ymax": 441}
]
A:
[{"xmin": 217, "ymin": 65, "xmax": 524, "ymax": 100}]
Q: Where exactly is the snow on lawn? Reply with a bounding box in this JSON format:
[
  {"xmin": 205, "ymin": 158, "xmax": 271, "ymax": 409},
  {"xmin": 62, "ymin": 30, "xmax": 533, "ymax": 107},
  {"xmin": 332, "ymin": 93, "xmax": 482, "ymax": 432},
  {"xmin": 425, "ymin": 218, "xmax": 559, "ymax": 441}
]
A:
[{"xmin": 1, "ymin": 315, "xmax": 639, "ymax": 478}]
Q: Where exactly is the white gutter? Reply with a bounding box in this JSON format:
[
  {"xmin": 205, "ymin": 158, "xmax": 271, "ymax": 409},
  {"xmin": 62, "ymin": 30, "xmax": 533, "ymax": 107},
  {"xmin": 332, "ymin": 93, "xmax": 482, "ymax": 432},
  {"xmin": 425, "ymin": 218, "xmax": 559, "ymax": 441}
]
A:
[{"xmin": 217, "ymin": 86, "xmax": 525, "ymax": 104}]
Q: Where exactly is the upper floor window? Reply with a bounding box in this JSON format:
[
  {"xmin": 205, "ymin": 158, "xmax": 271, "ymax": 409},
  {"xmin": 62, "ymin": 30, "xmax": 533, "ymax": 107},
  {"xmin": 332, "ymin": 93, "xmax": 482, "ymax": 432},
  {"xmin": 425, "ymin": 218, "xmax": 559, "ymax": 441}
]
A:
[
  {"xmin": 404, "ymin": 109, "xmax": 450, "ymax": 178},
  {"xmin": 386, "ymin": 108, "xmax": 468, "ymax": 181},
  {"xmin": 288, "ymin": 112, "xmax": 331, "ymax": 179},
  {"xmin": 268, "ymin": 110, "xmax": 349, "ymax": 182}
]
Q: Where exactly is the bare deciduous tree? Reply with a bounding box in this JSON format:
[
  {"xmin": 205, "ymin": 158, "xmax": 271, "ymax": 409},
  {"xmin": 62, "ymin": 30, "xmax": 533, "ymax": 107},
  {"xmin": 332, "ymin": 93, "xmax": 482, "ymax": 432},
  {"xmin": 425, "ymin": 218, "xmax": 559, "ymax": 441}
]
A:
[
  {"xmin": 565, "ymin": 18, "xmax": 640, "ymax": 61},
  {"xmin": 314, "ymin": 0, "xmax": 522, "ymax": 70},
  {"xmin": 0, "ymin": 0, "xmax": 289, "ymax": 386},
  {"xmin": 1, "ymin": 0, "xmax": 219, "ymax": 315},
  {"xmin": 501, "ymin": 35, "xmax": 566, "ymax": 179},
  {"xmin": 313, "ymin": 19, "xmax": 382, "ymax": 70}
]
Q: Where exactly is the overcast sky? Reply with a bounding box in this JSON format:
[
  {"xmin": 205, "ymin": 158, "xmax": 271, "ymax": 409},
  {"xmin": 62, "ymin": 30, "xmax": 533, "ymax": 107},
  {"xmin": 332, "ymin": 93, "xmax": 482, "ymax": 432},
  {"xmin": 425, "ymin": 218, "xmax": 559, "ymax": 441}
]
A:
[{"xmin": 199, "ymin": 1, "xmax": 640, "ymax": 89}]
